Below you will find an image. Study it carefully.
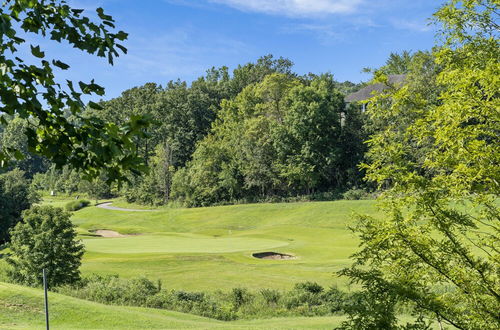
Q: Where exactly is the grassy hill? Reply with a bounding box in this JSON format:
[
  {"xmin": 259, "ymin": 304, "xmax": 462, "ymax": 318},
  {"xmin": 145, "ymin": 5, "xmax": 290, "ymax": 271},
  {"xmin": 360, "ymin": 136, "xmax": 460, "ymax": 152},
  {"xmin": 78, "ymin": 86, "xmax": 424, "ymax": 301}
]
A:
[
  {"xmin": 0, "ymin": 199, "xmax": 449, "ymax": 328},
  {"xmin": 0, "ymin": 281, "xmax": 346, "ymax": 329},
  {"xmin": 32, "ymin": 199, "xmax": 380, "ymax": 291}
]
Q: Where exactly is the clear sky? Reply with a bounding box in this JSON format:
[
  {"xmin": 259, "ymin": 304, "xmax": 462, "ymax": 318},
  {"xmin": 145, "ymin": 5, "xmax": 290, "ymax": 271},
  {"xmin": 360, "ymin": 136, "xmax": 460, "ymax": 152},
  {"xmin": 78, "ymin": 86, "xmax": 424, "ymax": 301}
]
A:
[{"xmin": 36, "ymin": 0, "xmax": 442, "ymax": 100}]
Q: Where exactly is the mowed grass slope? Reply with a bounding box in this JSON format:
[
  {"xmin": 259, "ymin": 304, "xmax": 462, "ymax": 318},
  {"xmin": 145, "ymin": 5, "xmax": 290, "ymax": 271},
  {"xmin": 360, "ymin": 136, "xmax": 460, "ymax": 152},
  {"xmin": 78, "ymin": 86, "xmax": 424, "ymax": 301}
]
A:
[
  {"xmin": 0, "ymin": 199, "xmax": 380, "ymax": 291},
  {"xmin": 0, "ymin": 282, "xmax": 346, "ymax": 329},
  {"xmin": 69, "ymin": 200, "xmax": 379, "ymax": 290}
]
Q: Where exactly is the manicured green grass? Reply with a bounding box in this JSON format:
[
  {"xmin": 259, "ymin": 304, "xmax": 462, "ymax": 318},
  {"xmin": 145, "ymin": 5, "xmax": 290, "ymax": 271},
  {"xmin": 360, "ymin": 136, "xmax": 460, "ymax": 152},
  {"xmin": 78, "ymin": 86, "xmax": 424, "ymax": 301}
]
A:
[
  {"xmin": 0, "ymin": 281, "xmax": 346, "ymax": 329},
  {"xmin": 39, "ymin": 195, "xmax": 100, "ymax": 209},
  {"xmin": 2, "ymin": 198, "xmax": 380, "ymax": 290},
  {"xmin": 0, "ymin": 200, "xmax": 450, "ymax": 328},
  {"xmin": 83, "ymin": 234, "xmax": 290, "ymax": 254},
  {"xmin": 70, "ymin": 199, "xmax": 379, "ymax": 290},
  {"xmin": 110, "ymin": 198, "xmax": 161, "ymax": 210}
]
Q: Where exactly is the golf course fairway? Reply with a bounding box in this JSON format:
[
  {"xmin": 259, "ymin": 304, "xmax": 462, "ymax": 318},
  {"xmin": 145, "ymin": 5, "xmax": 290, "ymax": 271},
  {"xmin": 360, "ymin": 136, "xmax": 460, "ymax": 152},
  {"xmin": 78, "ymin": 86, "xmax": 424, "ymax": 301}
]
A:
[
  {"xmin": 83, "ymin": 234, "xmax": 290, "ymax": 254},
  {"xmin": 1, "ymin": 199, "xmax": 381, "ymax": 291}
]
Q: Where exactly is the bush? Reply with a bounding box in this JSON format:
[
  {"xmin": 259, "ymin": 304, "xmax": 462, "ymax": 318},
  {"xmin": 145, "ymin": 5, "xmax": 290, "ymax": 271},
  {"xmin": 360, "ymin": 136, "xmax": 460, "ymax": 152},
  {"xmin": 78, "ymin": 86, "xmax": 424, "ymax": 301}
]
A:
[
  {"xmin": 260, "ymin": 288, "xmax": 281, "ymax": 305},
  {"xmin": 7, "ymin": 206, "xmax": 84, "ymax": 287},
  {"xmin": 58, "ymin": 276, "xmax": 354, "ymax": 321},
  {"xmin": 230, "ymin": 287, "xmax": 253, "ymax": 310},
  {"xmin": 342, "ymin": 188, "xmax": 371, "ymax": 200},
  {"xmin": 285, "ymin": 282, "xmax": 325, "ymax": 312},
  {"xmin": 294, "ymin": 281, "xmax": 324, "ymax": 294},
  {"xmin": 65, "ymin": 199, "xmax": 90, "ymax": 211}
]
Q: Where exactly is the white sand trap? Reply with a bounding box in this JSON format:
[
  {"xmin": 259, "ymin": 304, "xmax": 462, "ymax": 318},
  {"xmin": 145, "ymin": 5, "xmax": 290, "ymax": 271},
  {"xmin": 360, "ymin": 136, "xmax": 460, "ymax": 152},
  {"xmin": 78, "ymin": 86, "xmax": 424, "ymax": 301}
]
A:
[{"xmin": 94, "ymin": 230, "xmax": 127, "ymax": 238}]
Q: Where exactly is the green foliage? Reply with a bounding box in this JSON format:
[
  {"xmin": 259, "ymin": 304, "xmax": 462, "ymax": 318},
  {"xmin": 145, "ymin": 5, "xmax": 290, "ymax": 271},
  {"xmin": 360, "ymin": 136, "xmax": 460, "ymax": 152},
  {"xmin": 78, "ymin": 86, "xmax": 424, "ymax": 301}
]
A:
[
  {"xmin": 78, "ymin": 175, "xmax": 113, "ymax": 201},
  {"xmin": 337, "ymin": 268, "xmax": 431, "ymax": 330},
  {"xmin": 123, "ymin": 143, "xmax": 174, "ymax": 205},
  {"xmin": 0, "ymin": 169, "xmax": 39, "ymax": 243},
  {"xmin": 7, "ymin": 206, "xmax": 84, "ymax": 288},
  {"xmin": 173, "ymin": 73, "xmax": 365, "ymax": 206},
  {"xmin": 342, "ymin": 189, "xmax": 372, "ymax": 201},
  {"xmin": 0, "ymin": 281, "xmax": 350, "ymax": 329},
  {"xmin": 59, "ymin": 275, "xmax": 356, "ymax": 321},
  {"xmin": 364, "ymin": 50, "xmax": 414, "ymax": 75},
  {"xmin": 343, "ymin": 1, "xmax": 500, "ymax": 329},
  {"xmin": 21, "ymin": 54, "xmax": 366, "ymax": 207},
  {"xmin": 0, "ymin": 116, "xmax": 49, "ymax": 177},
  {"xmin": 260, "ymin": 288, "xmax": 281, "ymax": 305},
  {"xmin": 231, "ymin": 287, "xmax": 252, "ymax": 310},
  {"xmin": 32, "ymin": 165, "xmax": 113, "ymax": 201},
  {"xmin": 65, "ymin": 199, "xmax": 90, "ymax": 211},
  {"xmin": 0, "ymin": 0, "xmax": 150, "ymax": 182},
  {"xmin": 273, "ymin": 75, "xmax": 345, "ymax": 192},
  {"xmin": 78, "ymin": 55, "xmax": 300, "ymax": 206}
]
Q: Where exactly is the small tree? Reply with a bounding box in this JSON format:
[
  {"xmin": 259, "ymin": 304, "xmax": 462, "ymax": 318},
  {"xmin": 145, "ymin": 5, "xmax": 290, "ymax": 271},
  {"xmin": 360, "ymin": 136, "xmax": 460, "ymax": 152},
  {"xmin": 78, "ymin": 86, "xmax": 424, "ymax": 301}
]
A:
[{"xmin": 7, "ymin": 206, "xmax": 84, "ymax": 288}]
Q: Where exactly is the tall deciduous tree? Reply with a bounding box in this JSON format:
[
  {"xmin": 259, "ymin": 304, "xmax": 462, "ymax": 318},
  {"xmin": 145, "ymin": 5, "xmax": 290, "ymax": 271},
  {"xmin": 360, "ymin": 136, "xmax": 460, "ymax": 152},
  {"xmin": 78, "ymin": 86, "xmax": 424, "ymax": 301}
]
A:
[
  {"xmin": 173, "ymin": 73, "xmax": 361, "ymax": 206},
  {"xmin": 0, "ymin": 0, "xmax": 149, "ymax": 182},
  {"xmin": 341, "ymin": 1, "xmax": 499, "ymax": 329},
  {"xmin": 275, "ymin": 74, "xmax": 346, "ymax": 193}
]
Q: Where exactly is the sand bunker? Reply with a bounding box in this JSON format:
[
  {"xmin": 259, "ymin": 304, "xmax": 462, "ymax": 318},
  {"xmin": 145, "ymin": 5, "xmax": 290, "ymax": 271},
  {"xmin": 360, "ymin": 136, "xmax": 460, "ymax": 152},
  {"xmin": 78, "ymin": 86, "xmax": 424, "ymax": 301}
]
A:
[
  {"xmin": 252, "ymin": 252, "xmax": 296, "ymax": 260},
  {"xmin": 93, "ymin": 230, "xmax": 127, "ymax": 238}
]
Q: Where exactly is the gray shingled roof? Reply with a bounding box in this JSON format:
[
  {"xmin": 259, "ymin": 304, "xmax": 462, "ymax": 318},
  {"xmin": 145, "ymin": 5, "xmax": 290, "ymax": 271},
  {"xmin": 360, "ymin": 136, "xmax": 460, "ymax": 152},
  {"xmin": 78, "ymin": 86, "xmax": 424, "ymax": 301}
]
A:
[{"xmin": 345, "ymin": 74, "xmax": 406, "ymax": 103}]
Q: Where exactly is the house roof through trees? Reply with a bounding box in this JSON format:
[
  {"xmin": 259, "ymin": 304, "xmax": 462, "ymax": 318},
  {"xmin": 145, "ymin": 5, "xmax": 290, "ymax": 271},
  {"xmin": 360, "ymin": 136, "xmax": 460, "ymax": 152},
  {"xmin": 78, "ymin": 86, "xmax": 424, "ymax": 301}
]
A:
[{"xmin": 345, "ymin": 74, "xmax": 406, "ymax": 103}]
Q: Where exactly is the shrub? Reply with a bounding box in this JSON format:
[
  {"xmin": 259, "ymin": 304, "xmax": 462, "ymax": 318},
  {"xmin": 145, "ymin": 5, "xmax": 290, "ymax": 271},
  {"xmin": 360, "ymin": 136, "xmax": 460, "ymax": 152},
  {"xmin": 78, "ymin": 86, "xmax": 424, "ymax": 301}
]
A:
[
  {"xmin": 58, "ymin": 276, "xmax": 362, "ymax": 321},
  {"xmin": 285, "ymin": 282, "xmax": 326, "ymax": 312},
  {"xmin": 342, "ymin": 188, "xmax": 371, "ymax": 200},
  {"xmin": 294, "ymin": 281, "xmax": 324, "ymax": 294},
  {"xmin": 260, "ymin": 288, "xmax": 281, "ymax": 305},
  {"xmin": 230, "ymin": 287, "xmax": 253, "ymax": 310},
  {"xmin": 174, "ymin": 290, "xmax": 205, "ymax": 303},
  {"xmin": 323, "ymin": 286, "xmax": 347, "ymax": 313},
  {"xmin": 65, "ymin": 199, "xmax": 90, "ymax": 211},
  {"xmin": 7, "ymin": 206, "xmax": 84, "ymax": 287}
]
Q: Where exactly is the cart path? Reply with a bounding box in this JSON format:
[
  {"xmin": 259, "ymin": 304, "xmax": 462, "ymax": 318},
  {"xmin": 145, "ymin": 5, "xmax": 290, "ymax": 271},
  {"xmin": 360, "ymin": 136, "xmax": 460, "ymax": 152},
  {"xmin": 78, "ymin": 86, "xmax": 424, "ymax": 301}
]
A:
[{"xmin": 96, "ymin": 202, "xmax": 155, "ymax": 212}]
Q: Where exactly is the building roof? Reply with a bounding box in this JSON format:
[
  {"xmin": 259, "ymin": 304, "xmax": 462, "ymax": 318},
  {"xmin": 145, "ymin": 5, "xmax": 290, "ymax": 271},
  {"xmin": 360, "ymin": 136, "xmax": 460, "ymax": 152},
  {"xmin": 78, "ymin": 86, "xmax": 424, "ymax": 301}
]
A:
[{"xmin": 345, "ymin": 74, "xmax": 406, "ymax": 103}]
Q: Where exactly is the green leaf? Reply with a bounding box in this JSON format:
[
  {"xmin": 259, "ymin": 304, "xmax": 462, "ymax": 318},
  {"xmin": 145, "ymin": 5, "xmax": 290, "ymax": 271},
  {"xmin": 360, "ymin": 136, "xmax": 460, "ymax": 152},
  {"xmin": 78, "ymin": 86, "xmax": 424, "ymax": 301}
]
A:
[
  {"xmin": 115, "ymin": 31, "xmax": 128, "ymax": 41},
  {"xmin": 115, "ymin": 44, "xmax": 127, "ymax": 54},
  {"xmin": 88, "ymin": 101, "xmax": 103, "ymax": 110},
  {"xmin": 103, "ymin": 21, "xmax": 115, "ymax": 28},
  {"xmin": 52, "ymin": 60, "xmax": 70, "ymax": 70},
  {"xmin": 30, "ymin": 45, "xmax": 45, "ymax": 58},
  {"xmin": 96, "ymin": 7, "xmax": 113, "ymax": 21}
]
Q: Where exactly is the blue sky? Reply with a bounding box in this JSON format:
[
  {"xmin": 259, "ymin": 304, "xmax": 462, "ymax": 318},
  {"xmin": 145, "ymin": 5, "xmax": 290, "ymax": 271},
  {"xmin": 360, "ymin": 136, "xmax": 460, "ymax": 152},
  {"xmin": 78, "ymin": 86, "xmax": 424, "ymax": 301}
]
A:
[{"xmin": 33, "ymin": 0, "xmax": 441, "ymax": 100}]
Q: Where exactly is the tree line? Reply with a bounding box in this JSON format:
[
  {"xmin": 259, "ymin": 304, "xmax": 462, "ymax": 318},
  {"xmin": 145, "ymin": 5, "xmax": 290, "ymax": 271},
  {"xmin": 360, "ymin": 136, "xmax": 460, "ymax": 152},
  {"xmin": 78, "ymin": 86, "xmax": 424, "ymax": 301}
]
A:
[{"xmin": 2, "ymin": 54, "xmax": 370, "ymax": 206}]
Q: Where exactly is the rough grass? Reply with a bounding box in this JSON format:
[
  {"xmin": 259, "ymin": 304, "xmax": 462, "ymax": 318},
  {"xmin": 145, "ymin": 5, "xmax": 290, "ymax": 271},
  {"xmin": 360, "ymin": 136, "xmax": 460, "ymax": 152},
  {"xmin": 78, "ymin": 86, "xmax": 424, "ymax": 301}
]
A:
[{"xmin": 0, "ymin": 281, "xmax": 346, "ymax": 329}]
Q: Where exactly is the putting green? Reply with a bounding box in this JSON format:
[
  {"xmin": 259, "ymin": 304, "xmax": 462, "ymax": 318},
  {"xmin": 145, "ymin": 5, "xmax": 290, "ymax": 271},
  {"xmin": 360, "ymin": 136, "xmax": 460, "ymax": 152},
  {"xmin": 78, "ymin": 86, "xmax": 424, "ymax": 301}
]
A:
[{"xmin": 83, "ymin": 233, "xmax": 289, "ymax": 254}]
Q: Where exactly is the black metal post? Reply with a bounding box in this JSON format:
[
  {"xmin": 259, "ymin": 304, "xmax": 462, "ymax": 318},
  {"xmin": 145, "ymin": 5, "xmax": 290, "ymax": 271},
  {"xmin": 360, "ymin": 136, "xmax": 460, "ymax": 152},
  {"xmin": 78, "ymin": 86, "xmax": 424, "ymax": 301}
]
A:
[{"xmin": 43, "ymin": 268, "xmax": 49, "ymax": 330}]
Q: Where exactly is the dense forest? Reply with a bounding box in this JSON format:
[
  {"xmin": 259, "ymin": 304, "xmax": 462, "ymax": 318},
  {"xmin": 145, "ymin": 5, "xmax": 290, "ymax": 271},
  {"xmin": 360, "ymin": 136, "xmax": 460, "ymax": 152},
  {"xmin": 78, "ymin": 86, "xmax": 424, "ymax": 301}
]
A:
[
  {"xmin": 1, "ymin": 53, "xmax": 423, "ymax": 207},
  {"xmin": 1, "ymin": 54, "xmax": 372, "ymax": 206}
]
